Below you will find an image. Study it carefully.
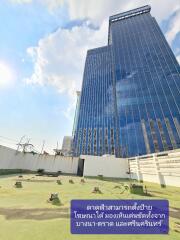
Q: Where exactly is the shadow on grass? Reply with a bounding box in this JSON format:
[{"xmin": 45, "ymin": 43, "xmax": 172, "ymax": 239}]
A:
[
  {"xmin": 0, "ymin": 207, "xmax": 69, "ymax": 220},
  {"xmin": 84, "ymin": 176, "xmax": 135, "ymax": 184}
]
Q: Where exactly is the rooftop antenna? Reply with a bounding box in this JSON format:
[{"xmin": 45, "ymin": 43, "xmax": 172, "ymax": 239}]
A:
[
  {"xmin": 40, "ymin": 140, "xmax": 45, "ymax": 155},
  {"xmin": 16, "ymin": 135, "xmax": 26, "ymax": 154},
  {"xmin": 16, "ymin": 137, "xmax": 34, "ymax": 153}
]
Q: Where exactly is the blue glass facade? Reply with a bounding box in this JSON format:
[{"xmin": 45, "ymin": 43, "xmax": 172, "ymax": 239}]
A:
[{"xmin": 73, "ymin": 5, "xmax": 180, "ymax": 157}]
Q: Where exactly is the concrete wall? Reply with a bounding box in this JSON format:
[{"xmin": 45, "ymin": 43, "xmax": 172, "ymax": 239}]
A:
[
  {"xmin": 81, "ymin": 155, "xmax": 129, "ymax": 178},
  {"xmin": 129, "ymin": 149, "xmax": 180, "ymax": 187},
  {"xmin": 0, "ymin": 145, "xmax": 79, "ymax": 174},
  {"xmin": 1, "ymin": 144, "xmax": 179, "ymax": 188}
]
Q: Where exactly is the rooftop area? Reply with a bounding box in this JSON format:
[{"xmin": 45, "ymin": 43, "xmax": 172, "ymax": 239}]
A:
[
  {"xmin": 109, "ymin": 5, "xmax": 151, "ymax": 23},
  {"xmin": 0, "ymin": 174, "xmax": 179, "ymax": 240}
]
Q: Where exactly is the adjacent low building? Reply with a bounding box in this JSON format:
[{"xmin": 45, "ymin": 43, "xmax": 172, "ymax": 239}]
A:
[{"xmin": 61, "ymin": 136, "xmax": 73, "ymax": 156}]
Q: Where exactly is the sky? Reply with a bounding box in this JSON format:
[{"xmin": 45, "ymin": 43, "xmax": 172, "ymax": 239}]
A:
[{"xmin": 0, "ymin": 0, "xmax": 180, "ymax": 153}]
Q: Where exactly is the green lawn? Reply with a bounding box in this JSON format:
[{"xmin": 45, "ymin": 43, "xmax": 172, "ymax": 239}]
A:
[{"xmin": 0, "ymin": 174, "xmax": 179, "ymax": 240}]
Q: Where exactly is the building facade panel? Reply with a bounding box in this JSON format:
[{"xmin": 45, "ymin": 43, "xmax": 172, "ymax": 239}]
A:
[
  {"xmin": 73, "ymin": 46, "xmax": 117, "ymax": 156},
  {"xmin": 73, "ymin": 5, "xmax": 180, "ymax": 157}
]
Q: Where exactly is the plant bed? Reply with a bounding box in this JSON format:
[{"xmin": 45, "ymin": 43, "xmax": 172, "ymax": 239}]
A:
[
  {"xmin": 14, "ymin": 181, "xmax": 22, "ymax": 188},
  {"xmin": 57, "ymin": 180, "xmax": 62, "ymax": 185},
  {"xmin": 130, "ymin": 184, "xmax": 144, "ymax": 195},
  {"xmin": 36, "ymin": 169, "xmax": 45, "ymax": 176},
  {"xmin": 80, "ymin": 179, "xmax": 85, "ymax": 183},
  {"xmin": 48, "ymin": 193, "xmax": 61, "ymax": 206},
  {"xmin": 114, "ymin": 185, "xmax": 122, "ymax": 189},
  {"xmin": 92, "ymin": 187, "xmax": 102, "ymax": 194},
  {"xmin": 98, "ymin": 175, "xmax": 103, "ymax": 180}
]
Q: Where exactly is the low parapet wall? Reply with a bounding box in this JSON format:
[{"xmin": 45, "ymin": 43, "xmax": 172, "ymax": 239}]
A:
[
  {"xmin": 1, "ymin": 145, "xmax": 180, "ymax": 187},
  {"xmin": 128, "ymin": 149, "xmax": 180, "ymax": 187},
  {"xmin": 81, "ymin": 155, "xmax": 129, "ymax": 179},
  {"xmin": 0, "ymin": 145, "xmax": 79, "ymax": 174}
]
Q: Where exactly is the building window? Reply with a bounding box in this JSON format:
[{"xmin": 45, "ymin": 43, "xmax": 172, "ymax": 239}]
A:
[
  {"xmin": 157, "ymin": 119, "xmax": 168, "ymax": 151},
  {"xmin": 99, "ymin": 128, "xmax": 102, "ymax": 155},
  {"xmin": 105, "ymin": 147, "xmax": 108, "ymax": 153},
  {"xmin": 99, "ymin": 146, "xmax": 102, "ymax": 155},
  {"xmin": 88, "ymin": 145, "xmax": 91, "ymax": 154},
  {"xmin": 93, "ymin": 128, "xmax": 97, "ymax": 155},
  {"xmin": 94, "ymin": 146, "xmax": 97, "ymax": 155},
  {"xmin": 141, "ymin": 120, "xmax": 151, "ymax": 154},
  {"xmin": 88, "ymin": 128, "xmax": 92, "ymax": 154},
  {"xmin": 105, "ymin": 128, "xmax": 108, "ymax": 151},
  {"xmin": 82, "ymin": 128, "xmax": 86, "ymax": 154},
  {"xmin": 111, "ymin": 146, "xmax": 115, "ymax": 155},
  {"xmin": 149, "ymin": 119, "xmax": 159, "ymax": 152},
  {"xmin": 110, "ymin": 128, "xmax": 114, "ymax": 145},
  {"xmin": 77, "ymin": 129, "xmax": 82, "ymax": 154},
  {"xmin": 174, "ymin": 117, "xmax": 180, "ymax": 139},
  {"xmin": 165, "ymin": 118, "xmax": 177, "ymax": 149}
]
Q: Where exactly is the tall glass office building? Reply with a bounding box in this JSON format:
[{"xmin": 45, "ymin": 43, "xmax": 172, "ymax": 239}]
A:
[{"xmin": 73, "ymin": 5, "xmax": 180, "ymax": 158}]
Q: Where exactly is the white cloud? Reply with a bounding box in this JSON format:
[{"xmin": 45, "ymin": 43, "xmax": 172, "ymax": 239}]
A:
[
  {"xmin": 10, "ymin": 0, "xmax": 32, "ymax": 3},
  {"xmin": 25, "ymin": 0, "xmax": 180, "ymax": 88},
  {"xmin": 25, "ymin": 20, "xmax": 108, "ymax": 119},
  {"xmin": 165, "ymin": 9, "xmax": 180, "ymax": 45},
  {"xmin": 177, "ymin": 55, "xmax": 180, "ymax": 64},
  {"xmin": 81, "ymin": 0, "xmax": 179, "ymax": 23},
  {"xmin": 25, "ymin": 0, "xmax": 180, "ymax": 121},
  {"xmin": 10, "ymin": 0, "xmax": 65, "ymax": 11},
  {"xmin": 0, "ymin": 61, "xmax": 15, "ymax": 89},
  {"xmin": 10, "ymin": 0, "xmax": 180, "ymax": 23}
]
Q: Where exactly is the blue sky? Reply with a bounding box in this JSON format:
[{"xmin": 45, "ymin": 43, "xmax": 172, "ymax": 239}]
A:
[{"xmin": 0, "ymin": 0, "xmax": 180, "ymax": 153}]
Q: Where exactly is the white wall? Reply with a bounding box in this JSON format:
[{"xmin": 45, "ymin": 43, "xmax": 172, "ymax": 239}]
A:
[
  {"xmin": 1, "ymin": 144, "xmax": 179, "ymax": 187},
  {"xmin": 0, "ymin": 145, "xmax": 79, "ymax": 174},
  {"xmin": 82, "ymin": 155, "xmax": 129, "ymax": 178},
  {"xmin": 129, "ymin": 149, "xmax": 180, "ymax": 187}
]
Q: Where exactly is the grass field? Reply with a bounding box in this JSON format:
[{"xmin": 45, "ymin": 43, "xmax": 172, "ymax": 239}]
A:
[{"xmin": 0, "ymin": 174, "xmax": 179, "ymax": 240}]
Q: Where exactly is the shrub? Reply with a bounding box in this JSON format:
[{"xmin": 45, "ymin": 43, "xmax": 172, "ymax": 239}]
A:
[
  {"xmin": 92, "ymin": 187, "xmax": 102, "ymax": 194},
  {"xmin": 48, "ymin": 193, "xmax": 61, "ymax": 206},
  {"xmin": 57, "ymin": 180, "xmax": 62, "ymax": 185},
  {"xmin": 80, "ymin": 179, "xmax": 85, "ymax": 183},
  {"xmin": 130, "ymin": 184, "xmax": 144, "ymax": 195},
  {"xmin": 37, "ymin": 169, "xmax": 44, "ymax": 175},
  {"xmin": 98, "ymin": 175, "xmax": 103, "ymax": 180},
  {"xmin": 14, "ymin": 181, "xmax": 22, "ymax": 188}
]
